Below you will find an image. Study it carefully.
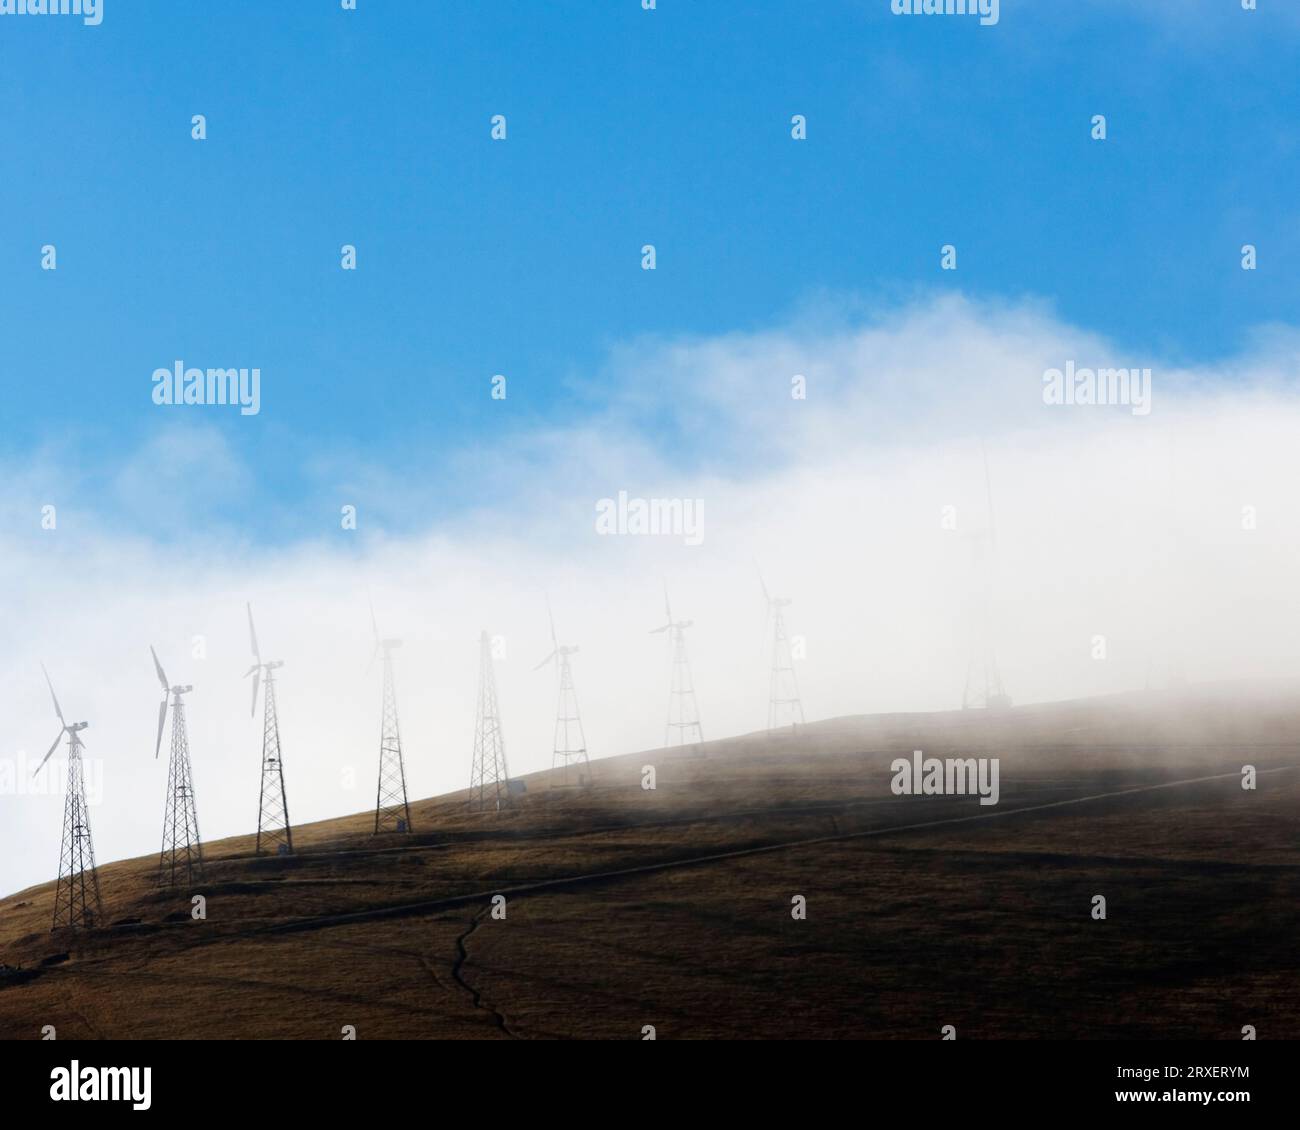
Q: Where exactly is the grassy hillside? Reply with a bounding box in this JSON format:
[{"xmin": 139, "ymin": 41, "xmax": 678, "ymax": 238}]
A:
[{"xmin": 2, "ymin": 686, "xmax": 1298, "ymax": 1039}]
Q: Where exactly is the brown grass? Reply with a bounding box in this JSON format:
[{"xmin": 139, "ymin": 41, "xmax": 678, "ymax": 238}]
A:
[{"xmin": 1, "ymin": 685, "xmax": 1297, "ymax": 1039}]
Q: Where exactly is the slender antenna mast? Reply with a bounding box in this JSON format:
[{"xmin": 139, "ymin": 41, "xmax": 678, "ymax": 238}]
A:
[
  {"xmin": 650, "ymin": 583, "xmax": 704, "ymax": 750},
  {"xmin": 534, "ymin": 599, "xmax": 590, "ymax": 788},
  {"xmin": 151, "ymin": 646, "xmax": 203, "ymax": 886},
  {"xmin": 35, "ymin": 664, "xmax": 103, "ymax": 931},
  {"xmin": 246, "ymin": 604, "xmax": 293, "ymax": 854},
  {"xmin": 469, "ymin": 630, "xmax": 513, "ymax": 811},
  {"xmin": 369, "ymin": 600, "xmax": 412, "ymax": 834}
]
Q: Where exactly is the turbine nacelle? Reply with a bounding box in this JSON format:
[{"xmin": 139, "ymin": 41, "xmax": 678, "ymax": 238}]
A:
[
  {"xmin": 650, "ymin": 618, "xmax": 694, "ymax": 634},
  {"xmin": 150, "ymin": 646, "xmax": 196, "ymax": 757},
  {"xmin": 535, "ymin": 598, "xmax": 579, "ymax": 670},
  {"xmin": 244, "ymin": 603, "xmax": 285, "ymax": 720},
  {"xmin": 35, "ymin": 664, "xmax": 90, "ymax": 775},
  {"xmin": 366, "ymin": 597, "xmax": 402, "ymax": 668},
  {"xmin": 372, "ymin": 638, "xmax": 402, "ymax": 663},
  {"xmin": 534, "ymin": 643, "xmax": 579, "ymax": 670},
  {"xmin": 756, "ymin": 569, "xmax": 793, "ymax": 610}
]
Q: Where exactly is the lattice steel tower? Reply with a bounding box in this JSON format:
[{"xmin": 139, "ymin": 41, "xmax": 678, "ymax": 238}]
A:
[
  {"xmin": 151, "ymin": 647, "xmax": 203, "ymax": 886},
  {"xmin": 534, "ymin": 603, "xmax": 590, "ymax": 788},
  {"xmin": 650, "ymin": 585, "xmax": 703, "ymax": 748},
  {"xmin": 370, "ymin": 602, "xmax": 412, "ymax": 833},
  {"xmin": 469, "ymin": 630, "xmax": 512, "ymax": 811},
  {"xmin": 34, "ymin": 665, "xmax": 103, "ymax": 931},
  {"xmin": 760, "ymin": 574, "xmax": 805, "ymax": 730},
  {"xmin": 245, "ymin": 604, "xmax": 293, "ymax": 855}
]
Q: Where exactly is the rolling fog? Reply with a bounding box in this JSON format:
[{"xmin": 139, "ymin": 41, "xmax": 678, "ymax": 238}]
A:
[{"xmin": 2, "ymin": 295, "xmax": 1299, "ymax": 897}]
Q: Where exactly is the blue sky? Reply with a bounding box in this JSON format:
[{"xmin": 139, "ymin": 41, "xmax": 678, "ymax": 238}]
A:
[
  {"xmin": 4, "ymin": 1, "xmax": 1300, "ymax": 897},
  {"xmin": 0, "ymin": 0, "xmax": 1296, "ymax": 543}
]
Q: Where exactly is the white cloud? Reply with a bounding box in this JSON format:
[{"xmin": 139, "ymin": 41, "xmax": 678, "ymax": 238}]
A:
[{"xmin": 3, "ymin": 293, "xmax": 1299, "ymax": 898}]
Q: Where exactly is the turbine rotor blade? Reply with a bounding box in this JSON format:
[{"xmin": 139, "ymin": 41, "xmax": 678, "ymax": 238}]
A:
[
  {"xmin": 533, "ymin": 650, "xmax": 557, "ymax": 671},
  {"xmin": 367, "ymin": 599, "xmax": 381, "ymax": 671},
  {"xmin": 34, "ymin": 728, "xmax": 65, "ymax": 775},
  {"xmin": 250, "ymin": 669, "xmax": 261, "ymax": 717},
  {"xmin": 246, "ymin": 603, "xmax": 261, "ymax": 663},
  {"xmin": 41, "ymin": 663, "xmax": 65, "ymax": 725},
  {"xmin": 546, "ymin": 596, "xmax": 558, "ymax": 650},
  {"xmin": 650, "ymin": 624, "xmax": 671, "ymax": 634},
  {"xmin": 663, "ymin": 580, "xmax": 672, "ymax": 624},
  {"xmin": 150, "ymin": 645, "xmax": 169, "ymax": 693},
  {"xmin": 154, "ymin": 698, "xmax": 168, "ymax": 759}
]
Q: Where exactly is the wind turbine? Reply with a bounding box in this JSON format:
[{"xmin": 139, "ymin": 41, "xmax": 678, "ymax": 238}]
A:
[
  {"xmin": 534, "ymin": 600, "xmax": 589, "ymax": 787},
  {"xmin": 469, "ymin": 630, "xmax": 513, "ymax": 812},
  {"xmin": 961, "ymin": 444, "xmax": 1011, "ymax": 710},
  {"xmin": 759, "ymin": 569, "xmax": 805, "ymax": 730},
  {"xmin": 34, "ymin": 664, "xmax": 103, "ymax": 931},
  {"xmin": 368, "ymin": 599, "xmax": 412, "ymax": 834},
  {"xmin": 650, "ymin": 583, "xmax": 703, "ymax": 749},
  {"xmin": 245, "ymin": 603, "xmax": 293, "ymax": 855},
  {"xmin": 150, "ymin": 646, "xmax": 203, "ymax": 885}
]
